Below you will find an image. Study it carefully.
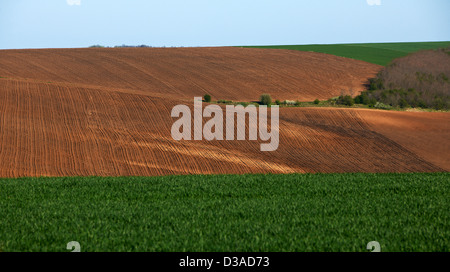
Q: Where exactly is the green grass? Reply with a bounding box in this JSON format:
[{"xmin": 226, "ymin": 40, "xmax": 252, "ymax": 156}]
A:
[
  {"xmin": 1, "ymin": 173, "xmax": 449, "ymax": 252},
  {"xmin": 243, "ymin": 41, "xmax": 450, "ymax": 66}
]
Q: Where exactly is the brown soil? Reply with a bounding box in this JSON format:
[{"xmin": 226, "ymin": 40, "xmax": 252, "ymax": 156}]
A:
[
  {"xmin": 0, "ymin": 47, "xmax": 381, "ymax": 102},
  {"xmin": 0, "ymin": 47, "xmax": 447, "ymax": 177},
  {"xmin": 358, "ymin": 109, "xmax": 450, "ymax": 171}
]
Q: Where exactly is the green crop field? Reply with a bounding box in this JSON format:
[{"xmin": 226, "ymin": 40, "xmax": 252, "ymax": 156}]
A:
[
  {"xmin": 243, "ymin": 41, "xmax": 450, "ymax": 66},
  {"xmin": 1, "ymin": 173, "xmax": 448, "ymax": 252}
]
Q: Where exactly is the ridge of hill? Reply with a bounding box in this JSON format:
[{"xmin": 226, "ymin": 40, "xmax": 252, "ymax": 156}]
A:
[
  {"xmin": 0, "ymin": 47, "xmax": 381, "ymax": 102},
  {"xmin": 0, "ymin": 47, "xmax": 448, "ymax": 177},
  {"xmin": 244, "ymin": 41, "xmax": 450, "ymax": 66}
]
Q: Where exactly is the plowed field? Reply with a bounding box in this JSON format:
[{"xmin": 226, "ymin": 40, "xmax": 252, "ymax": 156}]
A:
[
  {"xmin": 0, "ymin": 48, "xmax": 447, "ymax": 177},
  {"xmin": 0, "ymin": 47, "xmax": 380, "ymax": 102}
]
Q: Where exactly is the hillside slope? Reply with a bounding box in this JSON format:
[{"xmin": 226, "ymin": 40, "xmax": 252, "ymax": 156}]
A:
[
  {"xmin": 0, "ymin": 77, "xmax": 447, "ymax": 177},
  {"xmin": 0, "ymin": 47, "xmax": 447, "ymax": 177},
  {"xmin": 244, "ymin": 41, "xmax": 450, "ymax": 66},
  {"xmin": 0, "ymin": 47, "xmax": 381, "ymax": 102}
]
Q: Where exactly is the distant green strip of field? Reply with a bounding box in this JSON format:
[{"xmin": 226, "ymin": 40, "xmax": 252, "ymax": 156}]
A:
[
  {"xmin": 243, "ymin": 41, "xmax": 450, "ymax": 66},
  {"xmin": 1, "ymin": 173, "xmax": 448, "ymax": 252}
]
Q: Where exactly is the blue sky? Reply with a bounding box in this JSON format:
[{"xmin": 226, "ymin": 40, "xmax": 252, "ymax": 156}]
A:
[{"xmin": 0, "ymin": 0, "xmax": 449, "ymax": 49}]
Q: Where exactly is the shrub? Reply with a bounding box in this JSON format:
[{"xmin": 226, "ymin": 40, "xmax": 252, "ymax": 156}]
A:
[
  {"xmin": 398, "ymin": 98, "xmax": 410, "ymax": 108},
  {"xmin": 368, "ymin": 78, "xmax": 384, "ymax": 90},
  {"xmin": 353, "ymin": 92, "xmax": 369, "ymax": 105},
  {"xmin": 417, "ymin": 99, "xmax": 427, "ymax": 108},
  {"xmin": 374, "ymin": 102, "xmax": 392, "ymax": 110},
  {"xmin": 328, "ymin": 97, "xmax": 338, "ymax": 105},
  {"xmin": 433, "ymin": 98, "xmax": 445, "ymax": 110},
  {"xmin": 260, "ymin": 94, "xmax": 272, "ymax": 106},
  {"xmin": 336, "ymin": 95, "xmax": 354, "ymax": 106},
  {"xmin": 314, "ymin": 99, "xmax": 320, "ymax": 105},
  {"xmin": 294, "ymin": 100, "xmax": 301, "ymax": 106},
  {"xmin": 204, "ymin": 94, "xmax": 211, "ymax": 103},
  {"xmin": 368, "ymin": 98, "xmax": 377, "ymax": 108},
  {"xmin": 275, "ymin": 99, "xmax": 281, "ymax": 105}
]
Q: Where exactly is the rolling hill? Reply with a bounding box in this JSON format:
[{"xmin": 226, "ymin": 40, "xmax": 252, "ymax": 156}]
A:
[
  {"xmin": 0, "ymin": 47, "xmax": 448, "ymax": 177},
  {"xmin": 244, "ymin": 41, "xmax": 450, "ymax": 66},
  {"xmin": 0, "ymin": 47, "xmax": 381, "ymax": 102}
]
